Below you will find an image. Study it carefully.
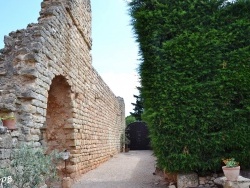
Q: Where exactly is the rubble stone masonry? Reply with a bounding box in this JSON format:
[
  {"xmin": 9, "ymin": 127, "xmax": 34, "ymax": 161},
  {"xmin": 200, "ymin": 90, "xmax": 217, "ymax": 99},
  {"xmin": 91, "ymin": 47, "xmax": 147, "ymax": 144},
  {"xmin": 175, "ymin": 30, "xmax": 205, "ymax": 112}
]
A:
[{"xmin": 0, "ymin": 0, "xmax": 125, "ymax": 181}]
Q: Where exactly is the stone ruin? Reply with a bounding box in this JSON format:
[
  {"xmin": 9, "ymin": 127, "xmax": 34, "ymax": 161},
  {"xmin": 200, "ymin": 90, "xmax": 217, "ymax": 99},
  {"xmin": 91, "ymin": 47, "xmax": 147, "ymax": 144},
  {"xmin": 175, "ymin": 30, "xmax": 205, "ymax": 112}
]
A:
[{"xmin": 0, "ymin": 0, "xmax": 125, "ymax": 182}]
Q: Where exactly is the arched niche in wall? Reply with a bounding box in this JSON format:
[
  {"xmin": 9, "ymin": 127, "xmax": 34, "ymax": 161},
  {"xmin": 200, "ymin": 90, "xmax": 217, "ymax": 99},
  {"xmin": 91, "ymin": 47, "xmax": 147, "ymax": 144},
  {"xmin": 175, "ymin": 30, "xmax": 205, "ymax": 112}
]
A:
[{"xmin": 44, "ymin": 75, "xmax": 73, "ymax": 178}]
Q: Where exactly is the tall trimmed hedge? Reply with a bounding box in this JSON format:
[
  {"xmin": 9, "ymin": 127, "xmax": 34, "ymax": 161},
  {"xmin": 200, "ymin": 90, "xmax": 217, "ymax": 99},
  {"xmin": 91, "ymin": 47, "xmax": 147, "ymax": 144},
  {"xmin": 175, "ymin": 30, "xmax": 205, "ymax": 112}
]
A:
[{"xmin": 129, "ymin": 0, "xmax": 250, "ymax": 174}]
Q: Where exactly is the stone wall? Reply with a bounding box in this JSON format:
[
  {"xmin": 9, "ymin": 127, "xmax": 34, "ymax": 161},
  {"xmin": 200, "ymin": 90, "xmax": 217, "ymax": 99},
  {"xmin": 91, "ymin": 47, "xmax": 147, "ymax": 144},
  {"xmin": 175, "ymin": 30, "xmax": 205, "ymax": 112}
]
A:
[{"xmin": 0, "ymin": 0, "xmax": 125, "ymax": 181}]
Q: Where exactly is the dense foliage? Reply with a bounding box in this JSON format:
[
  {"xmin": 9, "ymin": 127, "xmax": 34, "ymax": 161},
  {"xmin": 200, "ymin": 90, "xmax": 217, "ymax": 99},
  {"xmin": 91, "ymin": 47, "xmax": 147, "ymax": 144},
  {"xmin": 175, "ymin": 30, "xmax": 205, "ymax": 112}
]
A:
[
  {"xmin": 126, "ymin": 115, "xmax": 136, "ymax": 125},
  {"xmin": 129, "ymin": 0, "xmax": 250, "ymax": 174},
  {"xmin": 0, "ymin": 144, "xmax": 61, "ymax": 188}
]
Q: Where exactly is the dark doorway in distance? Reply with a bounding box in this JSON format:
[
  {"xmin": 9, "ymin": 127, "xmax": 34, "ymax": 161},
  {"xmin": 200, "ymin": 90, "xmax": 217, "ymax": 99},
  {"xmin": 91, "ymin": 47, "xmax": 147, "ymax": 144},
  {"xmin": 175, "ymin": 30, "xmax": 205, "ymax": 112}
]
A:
[{"xmin": 126, "ymin": 122, "xmax": 150, "ymax": 150}]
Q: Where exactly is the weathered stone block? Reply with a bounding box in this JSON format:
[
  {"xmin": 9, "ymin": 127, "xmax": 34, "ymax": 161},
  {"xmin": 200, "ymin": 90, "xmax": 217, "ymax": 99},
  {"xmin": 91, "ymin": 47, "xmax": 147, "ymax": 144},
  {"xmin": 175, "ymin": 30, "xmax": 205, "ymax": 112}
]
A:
[
  {"xmin": 25, "ymin": 134, "xmax": 40, "ymax": 141},
  {"xmin": 33, "ymin": 123, "xmax": 43, "ymax": 129},
  {"xmin": 66, "ymin": 165, "xmax": 77, "ymax": 173},
  {"xmin": 0, "ymin": 126, "xmax": 7, "ymax": 134},
  {"xmin": 21, "ymin": 126, "xmax": 30, "ymax": 135},
  {"xmin": 17, "ymin": 134, "xmax": 25, "ymax": 141},
  {"xmin": 23, "ymin": 53, "xmax": 38, "ymax": 62},
  {"xmin": 168, "ymin": 185, "xmax": 176, "ymax": 188},
  {"xmin": 24, "ymin": 120, "xmax": 37, "ymax": 128},
  {"xmin": 66, "ymin": 133, "xmax": 81, "ymax": 140},
  {"xmin": 0, "ymin": 149, "xmax": 11, "ymax": 159},
  {"xmin": 34, "ymin": 115, "xmax": 45, "ymax": 123},
  {"xmin": 35, "ymin": 93, "xmax": 46, "ymax": 102},
  {"xmin": 20, "ymin": 113, "xmax": 33, "ymax": 121},
  {"xmin": 36, "ymin": 107, "xmax": 45, "ymax": 115},
  {"xmin": 30, "ymin": 128, "xmax": 40, "ymax": 135},
  {"xmin": 214, "ymin": 176, "xmax": 250, "ymax": 188},
  {"xmin": 0, "ymin": 93, "xmax": 16, "ymax": 104},
  {"xmin": 69, "ymin": 157, "xmax": 79, "ymax": 164},
  {"xmin": 177, "ymin": 173, "xmax": 199, "ymax": 188},
  {"xmin": 4, "ymin": 35, "xmax": 14, "ymax": 47},
  {"xmin": 30, "ymin": 42, "xmax": 43, "ymax": 53},
  {"xmin": 19, "ymin": 68, "xmax": 38, "ymax": 78},
  {"xmin": 0, "ymin": 159, "xmax": 11, "ymax": 168},
  {"xmin": 16, "ymin": 47, "xmax": 30, "ymax": 56},
  {"xmin": 20, "ymin": 104, "xmax": 36, "ymax": 113},
  {"xmin": 0, "ymin": 67, "xmax": 7, "ymax": 75},
  {"xmin": 10, "ymin": 130, "xmax": 20, "ymax": 137},
  {"xmin": 0, "ymin": 134, "xmax": 12, "ymax": 148},
  {"xmin": 12, "ymin": 137, "xmax": 18, "ymax": 147},
  {"xmin": 32, "ymin": 99, "xmax": 43, "ymax": 108},
  {"xmin": 62, "ymin": 177, "xmax": 73, "ymax": 188},
  {"xmin": 199, "ymin": 177, "xmax": 206, "ymax": 185},
  {"xmin": 20, "ymin": 89, "xmax": 37, "ymax": 99}
]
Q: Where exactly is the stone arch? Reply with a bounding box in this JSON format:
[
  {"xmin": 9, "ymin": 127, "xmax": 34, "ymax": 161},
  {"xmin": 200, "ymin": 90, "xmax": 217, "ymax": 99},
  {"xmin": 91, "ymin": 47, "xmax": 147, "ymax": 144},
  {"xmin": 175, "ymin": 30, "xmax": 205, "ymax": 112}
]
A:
[{"xmin": 44, "ymin": 75, "xmax": 73, "ymax": 177}]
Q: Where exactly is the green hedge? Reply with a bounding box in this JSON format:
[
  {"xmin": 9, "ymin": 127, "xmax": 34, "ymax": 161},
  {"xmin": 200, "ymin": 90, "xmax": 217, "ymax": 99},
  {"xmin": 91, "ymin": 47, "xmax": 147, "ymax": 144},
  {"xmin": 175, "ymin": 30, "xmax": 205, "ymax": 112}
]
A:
[{"xmin": 129, "ymin": 0, "xmax": 250, "ymax": 174}]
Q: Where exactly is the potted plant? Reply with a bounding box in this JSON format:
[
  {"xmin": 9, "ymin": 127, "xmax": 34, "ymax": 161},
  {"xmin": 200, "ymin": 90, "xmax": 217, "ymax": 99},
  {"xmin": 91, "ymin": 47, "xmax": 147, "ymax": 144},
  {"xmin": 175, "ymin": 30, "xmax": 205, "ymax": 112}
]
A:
[
  {"xmin": 1, "ymin": 112, "xmax": 17, "ymax": 130},
  {"xmin": 222, "ymin": 158, "xmax": 240, "ymax": 181}
]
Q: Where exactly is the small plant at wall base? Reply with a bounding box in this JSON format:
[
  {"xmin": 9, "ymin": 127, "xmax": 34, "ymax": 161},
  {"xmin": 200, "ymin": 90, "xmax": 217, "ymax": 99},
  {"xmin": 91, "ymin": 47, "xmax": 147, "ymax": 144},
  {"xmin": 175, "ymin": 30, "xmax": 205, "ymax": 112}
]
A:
[{"xmin": 0, "ymin": 143, "xmax": 61, "ymax": 188}]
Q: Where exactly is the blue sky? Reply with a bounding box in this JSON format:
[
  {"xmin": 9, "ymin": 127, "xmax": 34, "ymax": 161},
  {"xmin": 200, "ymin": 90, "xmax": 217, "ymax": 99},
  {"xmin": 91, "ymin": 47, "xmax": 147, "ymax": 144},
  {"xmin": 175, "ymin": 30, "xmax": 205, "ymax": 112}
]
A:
[{"xmin": 0, "ymin": 0, "xmax": 139, "ymax": 116}]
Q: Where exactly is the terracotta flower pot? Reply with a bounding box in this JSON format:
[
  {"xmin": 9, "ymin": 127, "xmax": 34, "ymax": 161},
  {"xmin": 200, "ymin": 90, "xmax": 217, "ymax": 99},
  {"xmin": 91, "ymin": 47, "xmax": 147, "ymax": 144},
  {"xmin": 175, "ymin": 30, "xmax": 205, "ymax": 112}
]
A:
[
  {"xmin": 2, "ymin": 119, "xmax": 17, "ymax": 130},
  {"xmin": 222, "ymin": 166, "xmax": 240, "ymax": 181}
]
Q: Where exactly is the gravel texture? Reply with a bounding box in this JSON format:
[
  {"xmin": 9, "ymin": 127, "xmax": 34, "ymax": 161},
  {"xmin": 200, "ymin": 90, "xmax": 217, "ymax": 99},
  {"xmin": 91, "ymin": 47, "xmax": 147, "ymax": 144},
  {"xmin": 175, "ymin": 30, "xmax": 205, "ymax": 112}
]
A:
[{"xmin": 72, "ymin": 150, "xmax": 167, "ymax": 188}]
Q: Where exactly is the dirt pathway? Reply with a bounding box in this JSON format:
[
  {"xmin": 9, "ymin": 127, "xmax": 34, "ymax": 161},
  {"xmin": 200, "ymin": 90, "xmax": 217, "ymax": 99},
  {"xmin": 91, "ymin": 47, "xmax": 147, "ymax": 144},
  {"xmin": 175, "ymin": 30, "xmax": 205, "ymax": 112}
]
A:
[{"xmin": 72, "ymin": 150, "xmax": 167, "ymax": 188}]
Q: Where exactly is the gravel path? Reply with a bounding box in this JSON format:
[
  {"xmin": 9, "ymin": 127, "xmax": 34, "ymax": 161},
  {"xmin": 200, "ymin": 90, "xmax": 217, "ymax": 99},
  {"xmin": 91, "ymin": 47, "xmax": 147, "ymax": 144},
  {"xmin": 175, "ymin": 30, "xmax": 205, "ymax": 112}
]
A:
[{"xmin": 72, "ymin": 150, "xmax": 167, "ymax": 188}]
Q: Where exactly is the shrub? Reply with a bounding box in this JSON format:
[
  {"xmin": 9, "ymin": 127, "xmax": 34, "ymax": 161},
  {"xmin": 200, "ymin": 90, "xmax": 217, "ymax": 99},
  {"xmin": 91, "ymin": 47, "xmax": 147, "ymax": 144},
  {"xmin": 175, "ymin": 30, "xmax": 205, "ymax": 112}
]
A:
[
  {"xmin": 0, "ymin": 143, "xmax": 61, "ymax": 188},
  {"xmin": 125, "ymin": 115, "xmax": 136, "ymax": 126}
]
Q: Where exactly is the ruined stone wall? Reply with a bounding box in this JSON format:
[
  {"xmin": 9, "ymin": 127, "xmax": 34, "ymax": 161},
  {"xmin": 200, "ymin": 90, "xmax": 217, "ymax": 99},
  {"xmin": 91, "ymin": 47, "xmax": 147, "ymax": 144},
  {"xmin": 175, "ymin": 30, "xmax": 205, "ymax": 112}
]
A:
[{"xmin": 0, "ymin": 0, "xmax": 125, "ymax": 180}]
